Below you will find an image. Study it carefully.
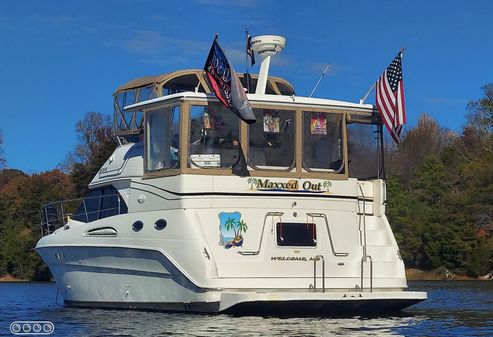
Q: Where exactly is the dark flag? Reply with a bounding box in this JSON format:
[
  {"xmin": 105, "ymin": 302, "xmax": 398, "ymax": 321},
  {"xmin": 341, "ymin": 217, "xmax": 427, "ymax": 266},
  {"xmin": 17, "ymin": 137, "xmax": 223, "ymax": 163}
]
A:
[
  {"xmin": 203, "ymin": 37, "xmax": 256, "ymax": 124},
  {"xmin": 375, "ymin": 51, "xmax": 406, "ymax": 143},
  {"xmin": 246, "ymin": 32, "xmax": 255, "ymax": 66}
]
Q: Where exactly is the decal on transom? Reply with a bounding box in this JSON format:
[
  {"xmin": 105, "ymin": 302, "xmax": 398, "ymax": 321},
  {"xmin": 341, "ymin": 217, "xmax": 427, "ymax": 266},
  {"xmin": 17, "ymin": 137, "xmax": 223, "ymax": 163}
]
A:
[{"xmin": 218, "ymin": 212, "xmax": 248, "ymax": 249}]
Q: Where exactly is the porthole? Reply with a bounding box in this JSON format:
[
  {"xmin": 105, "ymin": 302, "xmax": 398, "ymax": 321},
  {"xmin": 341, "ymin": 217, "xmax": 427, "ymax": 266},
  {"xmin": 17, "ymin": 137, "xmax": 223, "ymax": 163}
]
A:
[
  {"xmin": 132, "ymin": 220, "xmax": 144, "ymax": 232},
  {"xmin": 154, "ymin": 219, "xmax": 167, "ymax": 230}
]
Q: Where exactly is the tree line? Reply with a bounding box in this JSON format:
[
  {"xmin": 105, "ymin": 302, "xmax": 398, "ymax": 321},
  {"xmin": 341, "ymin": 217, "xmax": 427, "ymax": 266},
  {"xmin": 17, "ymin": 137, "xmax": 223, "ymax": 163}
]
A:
[
  {"xmin": 0, "ymin": 112, "xmax": 115, "ymax": 280},
  {"xmin": 0, "ymin": 85, "xmax": 491, "ymax": 280}
]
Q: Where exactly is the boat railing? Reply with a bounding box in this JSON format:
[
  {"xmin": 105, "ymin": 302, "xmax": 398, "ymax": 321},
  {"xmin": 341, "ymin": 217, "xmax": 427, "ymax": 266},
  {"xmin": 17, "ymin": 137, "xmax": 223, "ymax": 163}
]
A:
[
  {"xmin": 357, "ymin": 183, "xmax": 373, "ymax": 292},
  {"xmin": 238, "ymin": 212, "xmax": 284, "ymax": 256},
  {"xmin": 306, "ymin": 213, "xmax": 348, "ymax": 257},
  {"xmin": 311, "ymin": 255, "xmax": 325, "ymax": 292},
  {"xmin": 40, "ymin": 194, "xmax": 124, "ymax": 237}
]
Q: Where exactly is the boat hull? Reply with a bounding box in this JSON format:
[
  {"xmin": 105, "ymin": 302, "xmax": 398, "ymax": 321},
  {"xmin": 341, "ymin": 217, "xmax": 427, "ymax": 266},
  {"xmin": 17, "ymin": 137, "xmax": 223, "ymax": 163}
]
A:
[
  {"xmin": 64, "ymin": 292, "xmax": 426, "ymax": 315},
  {"xmin": 37, "ymin": 245, "xmax": 426, "ymax": 315}
]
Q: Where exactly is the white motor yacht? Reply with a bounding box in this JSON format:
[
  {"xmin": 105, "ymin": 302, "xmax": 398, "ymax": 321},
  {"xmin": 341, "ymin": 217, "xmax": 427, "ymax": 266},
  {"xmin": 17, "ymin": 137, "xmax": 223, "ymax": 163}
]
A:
[{"xmin": 36, "ymin": 35, "xmax": 426, "ymax": 315}]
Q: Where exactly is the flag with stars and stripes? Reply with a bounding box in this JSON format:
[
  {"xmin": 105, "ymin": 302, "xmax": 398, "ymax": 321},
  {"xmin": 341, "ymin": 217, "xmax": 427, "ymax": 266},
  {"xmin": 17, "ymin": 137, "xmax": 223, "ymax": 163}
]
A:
[{"xmin": 375, "ymin": 51, "xmax": 406, "ymax": 143}]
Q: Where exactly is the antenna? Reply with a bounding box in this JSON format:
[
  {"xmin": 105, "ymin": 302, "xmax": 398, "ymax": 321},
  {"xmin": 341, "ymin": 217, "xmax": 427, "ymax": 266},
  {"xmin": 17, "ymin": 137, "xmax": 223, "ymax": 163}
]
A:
[
  {"xmin": 309, "ymin": 63, "xmax": 330, "ymax": 98},
  {"xmin": 251, "ymin": 35, "xmax": 286, "ymax": 95}
]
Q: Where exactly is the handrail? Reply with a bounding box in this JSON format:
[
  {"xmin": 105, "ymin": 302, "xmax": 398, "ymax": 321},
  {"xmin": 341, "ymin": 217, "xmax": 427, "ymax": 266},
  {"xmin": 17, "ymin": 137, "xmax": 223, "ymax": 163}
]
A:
[
  {"xmin": 360, "ymin": 255, "xmax": 373, "ymax": 292},
  {"xmin": 312, "ymin": 255, "xmax": 325, "ymax": 292},
  {"xmin": 357, "ymin": 183, "xmax": 368, "ymax": 257},
  {"xmin": 40, "ymin": 194, "xmax": 125, "ymax": 236},
  {"xmin": 306, "ymin": 213, "xmax": 348, "ymax": 257},
  {"xmin": 357, "ymin": 183, "xmax": 373, "ymax": 292},
  {"xmin": 238, "ymin": 212, "xmax": 284, "ymax": 255}
]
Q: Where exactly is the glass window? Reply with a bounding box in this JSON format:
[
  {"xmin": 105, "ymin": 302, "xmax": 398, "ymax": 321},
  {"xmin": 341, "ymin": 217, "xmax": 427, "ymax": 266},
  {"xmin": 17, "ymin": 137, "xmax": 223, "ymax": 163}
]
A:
[
  {"xmin": 99, "ymin": 186, "xmax": 127, "ymax": 219},
  {"xmin": 189, "ymin": 104, "xmax": 240, "ymax": 169},
  {"xmin": 115, "ymin": 90, "xmax": 138, "ymax": 131},
  {"xmin": 248, "ymin": 108, "xmax": 295, "ymax": 169},
  {"xmin": 302, "ymin": 112, "xmax": 344, "ymax": 172},
  {"xmin": 138, "ymin": 85, "xmax": 155, "ymax": 102},
  {"xmin": 276, "ymin": 223, "xmax": 317, "ymax": 247},
  {"xmin": 146, "ymin": 105, "xmax": 180, "ymax": 172},
  {"xmin": 72, "ymin": 186, "xmax": 128, "ymax": 223},
  {"xmin": 347, "ymin": 123, "xmax": 379, "ymax": 179}
]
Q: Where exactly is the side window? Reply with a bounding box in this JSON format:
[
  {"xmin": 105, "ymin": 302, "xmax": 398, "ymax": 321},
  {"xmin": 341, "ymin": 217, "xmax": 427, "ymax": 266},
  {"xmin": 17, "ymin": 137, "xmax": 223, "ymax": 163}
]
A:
[
  {"xmin": 302, "ymin": 112, "xmax": 344, "ymax": 172},
  {"xmin": 189, "ymin": 104, "xmax": 240, "ymax": 168},
  {"xmin": 276, "ymin": 223, "xmax": 317, "ymax": 247},
  {"xmin": 146, "ymin": 105, "xmax": 180, "ymax": 172},
  {"xmin": 248, "ymin": 108, "xmax": 295, "ymax": 169},
  {"xmin": 347, "ymin": 123, "xmax": 379, "ymax": 179},
  {"xmin": 99, "ymin": 186, "xmax": 127, "ymax": 219},
  {"xmin": 72, "ymin": 189, "xmax": 101, "ymax": 223},
  {"xmin": 72, "ymin": 186, "xmax": 127, "ymax": 223}
]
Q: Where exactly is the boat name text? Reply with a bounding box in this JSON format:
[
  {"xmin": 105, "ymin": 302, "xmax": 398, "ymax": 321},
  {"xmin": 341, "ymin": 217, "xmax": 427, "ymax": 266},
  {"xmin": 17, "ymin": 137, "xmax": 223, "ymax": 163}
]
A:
[{"xmin": 247, "ymin": 178, "xmax": 331, "ymax": 193}]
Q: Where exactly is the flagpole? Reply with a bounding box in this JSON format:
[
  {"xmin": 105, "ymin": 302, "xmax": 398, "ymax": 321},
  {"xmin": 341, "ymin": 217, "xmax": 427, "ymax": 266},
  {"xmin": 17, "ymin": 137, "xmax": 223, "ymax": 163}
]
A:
[
  {"xmin": 360, "ymin": 47, "xmax": 405, "ymax": 105},
  {"xmin": 378, "ymin": 123, "xmax": 386, "ymax": 179},
  {"xmin": 245, "ymin": 29, "xmax": 250, "ymax": 94},
  {"xmin": 359, "ymin": 82, "xmax": 376, "ymax": 104}
]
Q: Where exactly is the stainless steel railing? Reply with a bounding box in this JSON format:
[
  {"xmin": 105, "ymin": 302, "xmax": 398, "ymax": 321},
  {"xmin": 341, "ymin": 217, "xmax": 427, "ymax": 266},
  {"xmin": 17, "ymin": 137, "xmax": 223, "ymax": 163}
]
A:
[
  {"xmin": 311, "ymin": 255, "xmax": 325, "ymax": 292},
  {"xmin": 357, "ymin": 183, "xmax": 373, "ymax": 292},
  {"xmin": 306, "ymin": 213, "xmax": 348, "ymax": 257},
  {"xmin": 40, "ymin": 194, "xmax": 123, "ymax": 236}
]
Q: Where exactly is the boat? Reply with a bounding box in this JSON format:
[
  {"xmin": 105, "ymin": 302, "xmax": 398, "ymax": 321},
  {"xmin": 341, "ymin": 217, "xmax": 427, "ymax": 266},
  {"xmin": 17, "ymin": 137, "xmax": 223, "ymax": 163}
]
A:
[{"xmin": 35, "ymin": 35, "xmax": 427, "ymax": 315}]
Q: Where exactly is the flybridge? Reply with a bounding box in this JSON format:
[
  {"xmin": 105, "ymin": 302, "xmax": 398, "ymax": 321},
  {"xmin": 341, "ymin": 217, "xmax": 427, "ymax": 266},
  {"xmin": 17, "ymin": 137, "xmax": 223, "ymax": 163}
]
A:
[{"xmin": 113, "ymin": 70, "xmax": 295, "ymax": 139}]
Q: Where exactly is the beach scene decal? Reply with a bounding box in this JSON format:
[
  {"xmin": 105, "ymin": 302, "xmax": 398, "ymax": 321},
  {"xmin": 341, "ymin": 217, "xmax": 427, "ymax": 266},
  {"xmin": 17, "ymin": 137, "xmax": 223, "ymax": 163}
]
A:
[{"xmin": 218, "ymin": 212, "xmax": 248, "ymax": 249}]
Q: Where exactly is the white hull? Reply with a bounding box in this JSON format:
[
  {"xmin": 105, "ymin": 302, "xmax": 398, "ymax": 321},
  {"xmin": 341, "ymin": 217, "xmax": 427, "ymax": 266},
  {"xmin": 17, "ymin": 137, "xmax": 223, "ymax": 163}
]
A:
[
  {"xmin": 37, "ymin": 58, "xmax": 427, "ymax": 314},
  {"xmin": 36, "ymin": 192, "xmax": 426, "ymax": 314},
  {"xmin": 37, "ymin": 244, "xmax": 425, "ymax": 314}
]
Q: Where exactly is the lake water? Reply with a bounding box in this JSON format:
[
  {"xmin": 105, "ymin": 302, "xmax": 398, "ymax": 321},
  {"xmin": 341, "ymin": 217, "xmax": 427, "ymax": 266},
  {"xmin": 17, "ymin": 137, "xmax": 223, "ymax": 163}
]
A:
[{"xmin": 0, "ymin": 281, "xmax": 492, "ymax": 336}]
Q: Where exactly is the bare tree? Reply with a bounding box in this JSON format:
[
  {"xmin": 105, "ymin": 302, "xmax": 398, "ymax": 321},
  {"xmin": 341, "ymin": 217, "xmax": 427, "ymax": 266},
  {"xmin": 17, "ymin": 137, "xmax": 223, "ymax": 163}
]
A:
[
  {"xmin": 386, "ymin": 113, "xmax": 454, "ymax": 184},
  {"xmin": 63, "ymin": 112, "xmax": 112, "ymax": 170},
  {"xmin": 466, "ymin": 83, "xmax": 493, "ymax": 141}
]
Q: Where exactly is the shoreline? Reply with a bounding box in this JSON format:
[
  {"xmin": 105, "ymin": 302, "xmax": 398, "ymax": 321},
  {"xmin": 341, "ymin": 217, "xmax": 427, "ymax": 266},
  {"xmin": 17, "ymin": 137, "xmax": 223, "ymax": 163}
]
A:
[{"xmin": 1, "ymin": 270, "xmax": 491, "ymax": 282}]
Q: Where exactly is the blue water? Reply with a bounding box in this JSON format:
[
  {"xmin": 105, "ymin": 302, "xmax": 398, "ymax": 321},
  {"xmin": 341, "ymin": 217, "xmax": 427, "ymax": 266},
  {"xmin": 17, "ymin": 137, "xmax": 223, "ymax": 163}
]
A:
[{"xmin": 0, "ymin": 281, "xmax": 492, "ymax": 336}]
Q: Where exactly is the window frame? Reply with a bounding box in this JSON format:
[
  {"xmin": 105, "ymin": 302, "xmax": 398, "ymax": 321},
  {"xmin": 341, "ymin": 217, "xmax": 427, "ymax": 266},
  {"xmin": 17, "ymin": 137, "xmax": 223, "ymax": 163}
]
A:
[
  {"xmin": 143, "ymin": 101, "xmax": 182, "ymax": 178},
  {"xmin": 141, "ymin": 97, "xmax": 350, "ymax": 180},
  {"xmin": 246, "ymin": 107, "xmax": 297, "ymax": 172},
  {"xmin": 301, "ymin": 110, "xmax": 345, "ymax": 174},
  {"xmin": 188, "ymin": 103, "xmax": 242, "ymax": 170}
]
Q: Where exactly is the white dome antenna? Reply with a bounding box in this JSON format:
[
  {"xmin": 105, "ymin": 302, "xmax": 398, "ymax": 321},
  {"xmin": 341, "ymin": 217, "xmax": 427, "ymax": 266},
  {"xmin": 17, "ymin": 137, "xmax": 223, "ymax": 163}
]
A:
[{"xmin": 251, "ymin": 35, "xmax": 286, "ymax": 95}]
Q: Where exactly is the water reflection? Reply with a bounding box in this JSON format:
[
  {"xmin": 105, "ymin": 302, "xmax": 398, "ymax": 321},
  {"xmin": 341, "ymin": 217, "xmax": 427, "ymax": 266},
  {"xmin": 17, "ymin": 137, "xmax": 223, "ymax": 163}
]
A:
[
  {"xmin": 38, "ymin": 309, "xmax": 425, "ymax": 337},
  {"xmin": 1, "ymin": 281, "xmax": 492, "ymax": 337}
]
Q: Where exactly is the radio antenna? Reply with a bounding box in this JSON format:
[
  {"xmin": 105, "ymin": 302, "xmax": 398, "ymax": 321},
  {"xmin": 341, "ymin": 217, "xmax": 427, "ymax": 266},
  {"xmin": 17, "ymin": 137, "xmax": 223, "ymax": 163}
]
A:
[{"xmin": 309, "ymin": 63, "xmax": 330, "ymax": 98}]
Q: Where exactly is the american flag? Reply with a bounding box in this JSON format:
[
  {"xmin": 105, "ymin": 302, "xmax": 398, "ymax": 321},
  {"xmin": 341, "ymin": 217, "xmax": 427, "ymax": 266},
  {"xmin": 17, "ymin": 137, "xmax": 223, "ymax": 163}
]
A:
[{"xmin": 376, "ymin": 51, "xmax": 406, "ymax": 143}]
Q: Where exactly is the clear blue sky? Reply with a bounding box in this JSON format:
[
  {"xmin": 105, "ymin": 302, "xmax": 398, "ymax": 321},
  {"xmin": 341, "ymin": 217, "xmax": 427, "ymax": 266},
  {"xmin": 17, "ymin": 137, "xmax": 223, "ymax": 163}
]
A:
[{"xmin": 1, "ymin": 0, "xmax": 492, "ymax": 173}]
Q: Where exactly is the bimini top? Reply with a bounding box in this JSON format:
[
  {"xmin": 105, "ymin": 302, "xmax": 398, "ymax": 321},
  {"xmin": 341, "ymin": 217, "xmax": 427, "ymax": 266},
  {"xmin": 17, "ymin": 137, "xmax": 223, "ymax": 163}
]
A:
[{"xmin": 113, "ymin": 69, "xmax": 296, "ymax": 138}]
